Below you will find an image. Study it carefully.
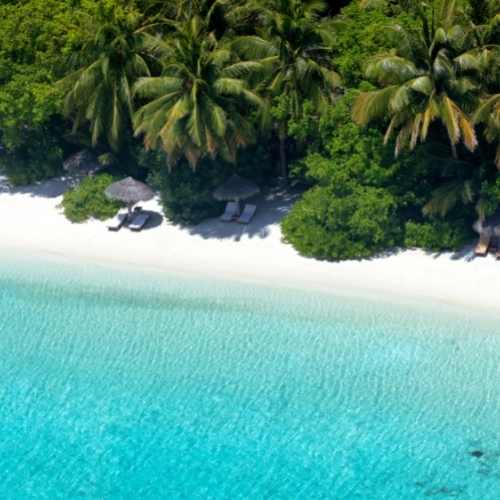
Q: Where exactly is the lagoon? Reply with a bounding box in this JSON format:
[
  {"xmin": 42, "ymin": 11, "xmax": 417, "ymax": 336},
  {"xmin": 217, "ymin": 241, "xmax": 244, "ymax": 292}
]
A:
[{"xmin": 1, "ymin": 256, "xmax": 499, "ymax": 499}]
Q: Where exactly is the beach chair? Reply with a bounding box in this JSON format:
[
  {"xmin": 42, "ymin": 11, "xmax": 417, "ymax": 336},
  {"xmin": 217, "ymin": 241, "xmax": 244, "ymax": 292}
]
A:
[
  {"xmin": 107, "ymin": 212, "xmax": 128, "ymax": 231},
  {"xmin": 129, "ymin": 212, "xmax": 150, "ymax": 231},
  {"xmin": 237, "ymin": 204, "xmax": 256, "ymax": 224},
  {"xmin": 220, "ymin": 201, "xmax": 239, "ymax": 222},
  {"xmin": 474, "ymin": 231, "xmax": 491, "ymax": 256}
]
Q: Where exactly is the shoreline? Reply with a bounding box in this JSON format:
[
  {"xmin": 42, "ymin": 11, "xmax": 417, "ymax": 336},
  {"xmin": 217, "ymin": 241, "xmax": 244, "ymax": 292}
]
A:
[
  {"xmin": 3, "ymin": 243, "xmax": 500, "ymax": 325},
  {"xmin": 1, "ymin": 177, "xmax": 499, "ymax": 317}
]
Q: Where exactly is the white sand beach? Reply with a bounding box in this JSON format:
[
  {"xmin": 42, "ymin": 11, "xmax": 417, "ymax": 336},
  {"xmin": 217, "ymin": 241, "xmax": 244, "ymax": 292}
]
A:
[{"xmin": 1, "ymin": 175, "xmax": 499, "ymax": 314}]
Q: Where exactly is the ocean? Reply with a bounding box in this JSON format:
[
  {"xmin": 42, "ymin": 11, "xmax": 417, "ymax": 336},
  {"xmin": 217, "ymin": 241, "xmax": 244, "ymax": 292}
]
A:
[{"xmin": 1, "ymin": 254, "xmax": 499, "ymax": 499}]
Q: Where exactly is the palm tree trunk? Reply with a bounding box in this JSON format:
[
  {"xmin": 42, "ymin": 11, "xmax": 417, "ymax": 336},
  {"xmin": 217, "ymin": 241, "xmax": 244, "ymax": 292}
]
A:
[
  {"xmin": 278, "ymin": 123, "xmax": 288, "ymax": 179},
  {"xmin": 279, "ymin": 135, "xmax": 287, "ymax": 178}
]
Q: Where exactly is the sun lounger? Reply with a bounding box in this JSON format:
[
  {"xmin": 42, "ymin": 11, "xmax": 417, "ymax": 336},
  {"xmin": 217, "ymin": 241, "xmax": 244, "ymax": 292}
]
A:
[
  {"xmin": 220, "ymin": 201, "xmax": 239, "ymax": 222},
  {"xmin": 107, "ymin": 212, "xmax": 128, "ymax": 231},
  {"xmin": 129, "ymin": 212, "xmax": 150, "ymax": 231},
  {"xmin": 474, "ymin": 231, "xmax": 491, "ymax": 256},
  {"xmin": 237, "ymin": 204, "xmax": 256, "ymax": 224}
]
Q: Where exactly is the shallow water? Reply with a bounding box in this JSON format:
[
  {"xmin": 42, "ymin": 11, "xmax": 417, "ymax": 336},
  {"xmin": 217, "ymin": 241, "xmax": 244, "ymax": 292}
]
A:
[{"xmin": 1, "ymin": 255, "xmax": 499, "ymax": 499}]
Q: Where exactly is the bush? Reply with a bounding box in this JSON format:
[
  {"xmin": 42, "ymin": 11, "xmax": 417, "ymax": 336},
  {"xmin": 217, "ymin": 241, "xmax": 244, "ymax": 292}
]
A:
[
  {"xmin": 61, "ymin": 174, "xmax": 121, "ymax": 223},
  {"xmin": 282, "ymin": 184, "xmax": 401, "ymax": 260},
  {"xmin": 151, "ymin": 164, "xmax": 225, "ymax": 225},
  {"xmin": 0, "ymin": 130, "xmax": 63, "ymax": 186},
  {"xmin": 332, "ymin": 3, "xmax": 418, "ymax": 86},
  {"xmin": 404, "ymin": 220, "xmax": 474, "ymax": 252},
  {"xmin": 145, "ymin": 146, "xmax": 273, "ymax": 226},
  {"xmin": 287, "ymin": 91, "xmax": 421, "ymax": 191},
  {"xmin": 479, "ymin": 177, "xmax": 500, "ymax": 218}
]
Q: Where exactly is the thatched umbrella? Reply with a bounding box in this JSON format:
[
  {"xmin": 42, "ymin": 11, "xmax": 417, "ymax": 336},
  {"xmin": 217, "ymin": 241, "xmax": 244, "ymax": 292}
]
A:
[
  {"xmin": 213, "ymin": 174, "xmax": 260, "ymax": 211},
  {"xmin": 105, "ymin": 177, "xmax": 155, "ymax": 216},
  {"xmin": 63, "ymin": 150, "xmax": 101, "ymax": 175}
]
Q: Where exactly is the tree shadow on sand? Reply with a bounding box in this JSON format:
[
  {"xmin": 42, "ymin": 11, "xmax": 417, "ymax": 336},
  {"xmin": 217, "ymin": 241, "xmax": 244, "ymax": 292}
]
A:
[
  {"xmin": 0, "ymin": 175, "xmax": 79, "ymax": 199},
  {"xmin": 426, "ymin": 243, "xmax": 492, "ymax": 263},
  {"xmin": 187, "ymin": 187, "xmax": 302, "ymax": 241}
]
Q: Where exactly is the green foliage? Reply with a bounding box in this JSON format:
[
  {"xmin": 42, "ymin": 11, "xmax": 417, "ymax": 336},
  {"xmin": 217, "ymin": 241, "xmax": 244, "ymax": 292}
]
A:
[
  {"xmin": 0, "ymin": 0, "xmax": 74, "ymax": 138},
  {"xmin": 0, "ymin": 129, "xmax": 63, "ymax": 186},
  {"xmin": 146, "ymin": 144, "xmax": 273, "ymax": 224},
  {"xmin": 231, "ymin": 0, "xmax": 341, "ymax": 175},
  {"xmin": 332, "ymin": 3, "xmax": 416, "ymax": 86},
  {"xmin": 353, "ymin": 0, "xmax": 482, "ymax": 158},
  {"xmin": 284, "ymin": 90, "xmax": 412, "ymax": 261},
  {"xmin": 61, "ymin": 4, "xmax": 154, "ymax": 152},
  {"xmin": 150, "ymin": 163, "xmax": 225, "ymax": 225},
  {"xmin": 288, "ymin": 90, "xmax": 425, "ymax": 192},
  {"xmin": 236, "ymin": 0, "xmax": 341, "ymax": 116},
  {"xmin": 134, "ymin": 14, "xmax": 263, "ymax": 168},
  {"xmin": 404, "ymin": 219, "xmax": 473, "ymax": 251},
  {"xmin": 283, "ymin": 90, "xmax": 478, "ymax": 259},
  {"xmin": 61, "ymin": 174, "xmax": 121, "ymax": 223},
  {"xmin": 282, "ymin": 184, "xmax": 400, "ymax": 260},
  {"xmin": 0, "ymin": 0, "xmax": 89, "ymax": 183},
  {"xmin": 478, "ymin": 176, "xmax": 500, "ymax": 217}
]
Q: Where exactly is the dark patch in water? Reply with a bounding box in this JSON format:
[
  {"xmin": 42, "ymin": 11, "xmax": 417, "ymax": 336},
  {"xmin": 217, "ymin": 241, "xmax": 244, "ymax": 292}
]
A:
[
  {"xmin": 424, "ymin": 485, "xmax": 464, "ymax": 497},
  {"xmin": 469, "ymin": 450, "xmax": 484, "ymax": 458},
  {"xmin": 415, "ymin": 481, "xmax": 464, "ymax": 497}
]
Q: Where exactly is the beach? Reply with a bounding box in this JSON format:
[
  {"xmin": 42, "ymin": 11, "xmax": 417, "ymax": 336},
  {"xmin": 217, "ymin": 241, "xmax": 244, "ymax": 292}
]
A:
[{"xmin": 1, "ymin": 176, "xmax": 499, "ymax": 314}]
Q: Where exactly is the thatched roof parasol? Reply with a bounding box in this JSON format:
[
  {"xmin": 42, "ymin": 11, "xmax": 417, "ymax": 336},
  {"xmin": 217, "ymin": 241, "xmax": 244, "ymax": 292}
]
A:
[
  {"xmin": 63, "ymin": 150, "xmax": 101, "ymax": 175},
  {"xmin": 213, "ymin": 174, "xmax": 260, "ymax": 202},
  {"xmin": 105, "ymin": 177, "xmax": 155, "ymax": 214}
]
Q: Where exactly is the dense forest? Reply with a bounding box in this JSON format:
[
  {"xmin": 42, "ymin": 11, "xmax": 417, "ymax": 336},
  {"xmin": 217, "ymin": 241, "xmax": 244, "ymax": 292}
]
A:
[{"xmin": 0, "ymin": 0, "xmax": 498, "ymax": 260}]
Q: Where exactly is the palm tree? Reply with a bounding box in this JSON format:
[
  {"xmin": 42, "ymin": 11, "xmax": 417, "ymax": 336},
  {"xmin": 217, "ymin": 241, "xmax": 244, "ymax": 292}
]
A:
[
  {"xmin": 472, "ymin": 12, "xmax": 500, "ymax": 169},
  {"xmin": 475, "ymin": 92, "xmax": 500, "ymax": 168},
  {"xmin": 353, "ymin": 0, "xmax": 479, "ymax": 159},
  {"xmin": 61, "ymin": 9, "xmax": 157, "ymax": 152},
  {"xmin": 133, "ymin": 15, "xmax": 263, "ymax": 168},
  {"xmin": 423, "ymin": 6, "xmax": 500, "ymax": 217},
  {"xmin": 233, "ymin": 0, "xmax": 341, "ymax": 177}
]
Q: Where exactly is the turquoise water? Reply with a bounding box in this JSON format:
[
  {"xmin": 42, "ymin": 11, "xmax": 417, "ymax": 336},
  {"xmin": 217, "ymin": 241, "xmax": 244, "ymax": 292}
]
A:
[{"xmin": 1, "ymin": 255, "xmax": 500, "ymax": 499}]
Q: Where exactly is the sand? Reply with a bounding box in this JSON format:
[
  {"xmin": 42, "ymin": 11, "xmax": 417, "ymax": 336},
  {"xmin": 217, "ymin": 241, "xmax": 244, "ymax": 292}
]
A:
[{"xmin": 1, "ymin": 176, "xmax": 499, "ymax": 315}]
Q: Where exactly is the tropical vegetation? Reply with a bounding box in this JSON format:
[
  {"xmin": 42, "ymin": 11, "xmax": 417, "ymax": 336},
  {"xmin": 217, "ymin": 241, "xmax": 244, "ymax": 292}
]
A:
[
  {"xmin": 0, "ymin": 0, "xmax": 498, "ymax": 258},
  {"xmin": 61, "ymin": 173, "xmax": 122, "ymax": 223}
]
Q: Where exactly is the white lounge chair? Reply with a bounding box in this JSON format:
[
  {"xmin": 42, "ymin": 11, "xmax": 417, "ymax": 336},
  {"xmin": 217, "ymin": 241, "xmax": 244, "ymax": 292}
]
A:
[
  {"xmin": 107, "ymin": 212, "xmax": 128, "ymax": 231},
  {"xmin": 129, "ymin": 212, "xmax": 150, "ymax": 231},
  {"xmin": 220, "ymin": 201, "xmax": 239, "ymax": 222},
  {"xmin": 237, "ymin": 204, "xmax": 256, "ymax": 224}
]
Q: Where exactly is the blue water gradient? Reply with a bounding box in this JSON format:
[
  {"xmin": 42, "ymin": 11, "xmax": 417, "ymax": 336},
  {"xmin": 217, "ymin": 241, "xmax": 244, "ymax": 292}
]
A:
[{"xmin": 0, "ymin": 255, "xmax": 499, "ymax": 499}]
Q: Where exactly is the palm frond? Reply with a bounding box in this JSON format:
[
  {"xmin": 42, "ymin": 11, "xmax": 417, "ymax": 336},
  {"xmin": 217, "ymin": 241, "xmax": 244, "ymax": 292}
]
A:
[
  {"xmin": 365, "ymin": 55, "xmax": 420, "ymax": 85},
  {"xmin": 352, "ymin": 86, "xmax": 398, "ymax": 125},
  {"xmin": 134, "ymin": 77, "xmax": 183, "ymax": 98},
  {"xmin": 423, "ymin": 179, "xmax": 474, "ymax": 217}
]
